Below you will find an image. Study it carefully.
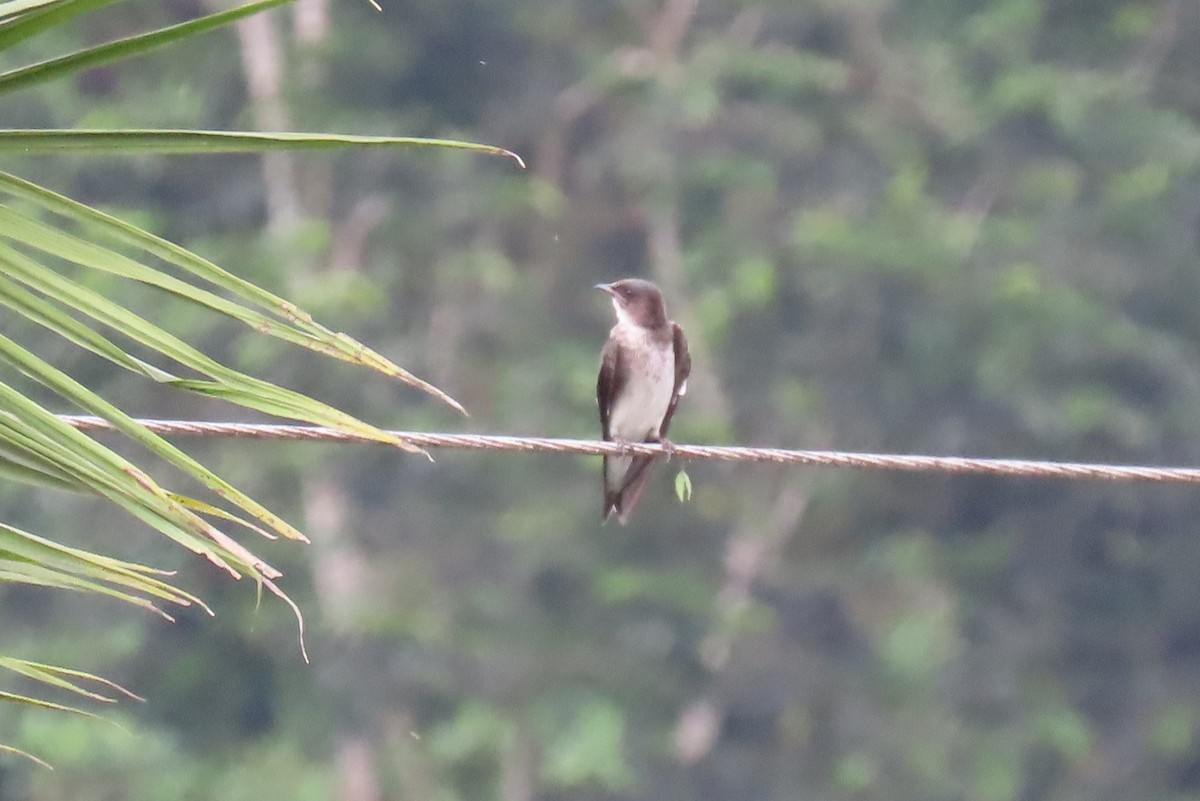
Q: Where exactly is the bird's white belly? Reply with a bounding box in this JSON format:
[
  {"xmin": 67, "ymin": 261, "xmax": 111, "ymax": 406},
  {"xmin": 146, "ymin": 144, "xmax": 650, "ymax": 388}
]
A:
[{"xmin": 609, "ymin": 341, "xmax": 674, "ymax": 442}]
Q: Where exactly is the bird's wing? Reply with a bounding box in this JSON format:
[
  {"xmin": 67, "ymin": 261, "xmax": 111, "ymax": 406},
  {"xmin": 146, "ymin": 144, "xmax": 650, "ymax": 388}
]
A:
[
  {"xmin": 658, "ymin": 322, "xmax": 691, "ymax": 439},
  {"xmin": 597, "ymin": 336, "xmax": 623, "ymax": 440}
]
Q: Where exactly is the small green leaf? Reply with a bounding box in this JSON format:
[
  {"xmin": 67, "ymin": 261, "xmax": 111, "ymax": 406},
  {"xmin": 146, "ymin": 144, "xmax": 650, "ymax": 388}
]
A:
[{"xmin": 674, "ymin": 469, "xmax": 693, "ymax": 503}]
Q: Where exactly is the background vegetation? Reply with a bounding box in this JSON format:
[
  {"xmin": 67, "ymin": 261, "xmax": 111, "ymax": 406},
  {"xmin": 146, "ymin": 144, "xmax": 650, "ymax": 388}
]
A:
[{"xmin": 5, "ymin": 1, "xmax": 1200, "ymax": 799}]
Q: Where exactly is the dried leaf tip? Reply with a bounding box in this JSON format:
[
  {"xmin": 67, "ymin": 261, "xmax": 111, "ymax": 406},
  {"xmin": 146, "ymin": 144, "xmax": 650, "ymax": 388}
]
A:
[{"xmin": 486, "ymin": 145, "xmax": 525, "ymax": 169}]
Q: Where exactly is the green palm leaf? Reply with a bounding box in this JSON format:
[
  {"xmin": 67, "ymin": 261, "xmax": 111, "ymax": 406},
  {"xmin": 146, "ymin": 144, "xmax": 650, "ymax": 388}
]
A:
[
  {"xmin": 0, "ymin": 0, "xmax": 124, "ymax": 48},
  {"xmin": 0, "ymin": 0, "xmax": 523, "ymax": 764},
  {"xmin": 0, "ymin": 0, "xmax": 293, "ymax": 95},
  {"xmin": 0, "ymin": 174, "xmax": 473, "ymax": 412},
  {"xmin": 0, "ymin": 130, "xmax": 523, "ymax": 165},
  {"xmin": 0, "ymin": 522, "xmax": 208, "ymax": 617},
  {"xmin": 0, "ymin": 657, "xmax": 142, "ymax": 703}
]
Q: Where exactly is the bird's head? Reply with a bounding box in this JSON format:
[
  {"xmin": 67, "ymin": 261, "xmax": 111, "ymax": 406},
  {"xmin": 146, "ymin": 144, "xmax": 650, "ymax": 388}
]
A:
[{"xmin": 595, "ymin": 278, "xmax": 667, "ymax": 329}]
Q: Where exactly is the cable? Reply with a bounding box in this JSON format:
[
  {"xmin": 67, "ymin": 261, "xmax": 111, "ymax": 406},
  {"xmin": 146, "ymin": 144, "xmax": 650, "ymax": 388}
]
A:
[{"xmin": 55, "ymin": 415, "xmax": 1200, "ymax": 485}]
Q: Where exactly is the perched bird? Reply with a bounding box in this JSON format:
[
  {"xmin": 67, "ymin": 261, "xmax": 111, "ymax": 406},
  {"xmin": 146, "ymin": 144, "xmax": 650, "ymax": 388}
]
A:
[{"xmin": 596, "ymin": 278, "xmax": 691, "ymax": 524}]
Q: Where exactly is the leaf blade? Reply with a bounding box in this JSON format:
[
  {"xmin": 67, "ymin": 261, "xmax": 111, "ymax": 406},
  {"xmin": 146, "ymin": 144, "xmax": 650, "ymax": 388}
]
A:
[
  {"xmin": 0, "ymin": 0, "xmax": 294, "ymax": 96},
  {"xmin": 0, "ymin": 129, "xmax": 523, "ymax": 165}
]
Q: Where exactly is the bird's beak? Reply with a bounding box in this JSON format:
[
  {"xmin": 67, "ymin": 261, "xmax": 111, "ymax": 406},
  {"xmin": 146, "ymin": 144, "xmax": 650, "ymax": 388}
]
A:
[{"xmin": 595, "ymin": 283, "xmax": 619, "ymax": 300}]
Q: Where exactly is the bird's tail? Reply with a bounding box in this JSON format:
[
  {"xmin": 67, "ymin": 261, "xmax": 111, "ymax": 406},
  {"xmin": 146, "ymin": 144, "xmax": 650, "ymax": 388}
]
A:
[{"xmin": 602, "ymin": 454, "xmax": 658, "ymax": 525}]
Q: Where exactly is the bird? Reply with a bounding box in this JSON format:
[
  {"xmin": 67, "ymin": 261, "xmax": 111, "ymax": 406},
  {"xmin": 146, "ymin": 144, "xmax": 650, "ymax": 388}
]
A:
[{"xmin": 596, "ymin": 278, "xmax": 691, "ymax": 524}]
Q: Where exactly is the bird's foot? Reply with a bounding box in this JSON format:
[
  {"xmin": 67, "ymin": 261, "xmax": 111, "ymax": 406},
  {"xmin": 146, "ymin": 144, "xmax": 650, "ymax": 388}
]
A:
[
  {"xmin": 654, "ymin": 437, "xmax": 676, "ymax": 460},
  {"xmin": 609, "ymin": 437, "xmax": 635, "ymax": 456}
]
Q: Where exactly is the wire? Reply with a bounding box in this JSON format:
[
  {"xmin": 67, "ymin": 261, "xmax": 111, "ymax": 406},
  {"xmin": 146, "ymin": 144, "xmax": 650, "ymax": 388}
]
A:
[{"xmin": 55, "ymin": 415, "xmax": 1200, "ymax": 486}]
